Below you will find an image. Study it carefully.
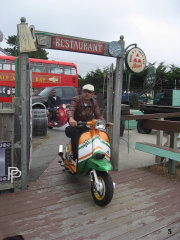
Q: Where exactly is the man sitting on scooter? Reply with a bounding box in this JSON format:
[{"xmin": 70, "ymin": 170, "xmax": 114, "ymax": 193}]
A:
[
  {"xmin": 48, "ymin": 89, "xmax": 61, "ymax": 125},
  {"xmin": 66, "ymin": 84, "xmax": 113, "ymax": 162}
]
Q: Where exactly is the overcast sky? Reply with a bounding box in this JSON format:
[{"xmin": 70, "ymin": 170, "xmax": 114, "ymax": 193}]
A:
[{"xmin": 0, "ymin": 0, "xmax": 179, "ymax": 76}]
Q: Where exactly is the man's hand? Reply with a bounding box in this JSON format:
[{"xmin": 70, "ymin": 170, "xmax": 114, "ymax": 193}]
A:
[
  {"xmin": 69, "ymin": 117, "xmax": 77, "ymax": 127},
  {"xmin": 107, "ymin": 122, "xmax": 114, "ymax": 128}
]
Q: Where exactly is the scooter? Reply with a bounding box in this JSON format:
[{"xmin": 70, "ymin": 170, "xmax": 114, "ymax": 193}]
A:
[
  {"xmin": 58, "ymin": 119, "xmax": 115, "ymax": 206},
  {"xmin": 48, "ymin": 104, "xmax": 68, "ymax": 129}
]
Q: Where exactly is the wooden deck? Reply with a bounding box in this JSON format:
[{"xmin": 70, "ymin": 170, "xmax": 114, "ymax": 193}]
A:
[{"xmin": 0, "ymin": 158, "xmax": 180, "ymax": 240}]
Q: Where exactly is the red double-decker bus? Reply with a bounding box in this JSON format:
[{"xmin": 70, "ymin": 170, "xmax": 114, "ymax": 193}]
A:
[{"xmin": 0, "ymin": 55, "xmax": 78, "ymax": 102}]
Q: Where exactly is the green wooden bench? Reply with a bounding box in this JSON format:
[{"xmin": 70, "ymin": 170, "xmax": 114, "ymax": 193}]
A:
[
  {"xmin": 135, "ymin": 141, "xmax": 180, "ymax": 174},
  {"xmin": 133, "ymin": 119, "xmax": 180, "ymax": 174},
  {"xmin": 121, "ymin": 116, "xmax": 180, "ymax": 175}
]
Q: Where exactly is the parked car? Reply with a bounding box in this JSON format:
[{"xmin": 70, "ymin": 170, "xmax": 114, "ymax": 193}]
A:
[{"xmin": 32, "ymin": 86, "xmax": 78, "ymax": 109}]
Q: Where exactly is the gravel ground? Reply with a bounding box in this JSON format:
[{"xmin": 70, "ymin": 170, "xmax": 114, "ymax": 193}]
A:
[{"xmin": 143, "ymin": 163, "xmax": 180, "ymax": 182}]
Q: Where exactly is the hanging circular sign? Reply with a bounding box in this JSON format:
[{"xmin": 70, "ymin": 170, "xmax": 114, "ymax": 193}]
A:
[
  {"xmin": 125, "ymin": 47, "xmax": 146, "ymax": 73},
  {"xmin": 109, "ymin": 41, "xmax": 121, "ymax": 57}
]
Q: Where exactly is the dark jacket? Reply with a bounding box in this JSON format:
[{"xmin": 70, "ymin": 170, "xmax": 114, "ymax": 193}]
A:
[
  {"xmin": 48, "ymin": 95, "xmax": 61, "ymax": 108},
  {"xmin": 67, "ymin": 96, "xmax": 104, "ymax": 122}
]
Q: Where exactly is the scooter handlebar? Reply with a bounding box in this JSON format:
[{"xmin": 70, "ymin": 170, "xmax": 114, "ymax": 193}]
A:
[
  {"xmin": 77, "ymin": 121, "xmax": 87, "ymax": 127},
  {"xmin": 77, "ymin": 120, "xmax": 110, "ymax": 129}
]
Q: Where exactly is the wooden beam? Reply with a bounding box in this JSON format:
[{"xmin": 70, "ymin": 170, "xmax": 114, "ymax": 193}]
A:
[
  {"xmin": 142, "ymin": 119, "xmax": 180, "ymax": 132},
  {"xmin": 121, "ymin": 112, "xmax": 180, "ymax": 121},
  {"xmin": 0, "ymin": 109, "xmax": 15, "ymax": 114}
]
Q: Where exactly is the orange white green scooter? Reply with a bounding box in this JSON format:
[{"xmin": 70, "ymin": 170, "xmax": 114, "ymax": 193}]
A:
[{"xmin": 58, "ymin": 119, "xmax": 115, "ymax": 206}]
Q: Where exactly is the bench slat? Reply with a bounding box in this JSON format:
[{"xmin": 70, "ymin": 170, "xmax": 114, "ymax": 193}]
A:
[{"xmin": 135, "ymin": 142, "xmax": 180, "ymax": 162}]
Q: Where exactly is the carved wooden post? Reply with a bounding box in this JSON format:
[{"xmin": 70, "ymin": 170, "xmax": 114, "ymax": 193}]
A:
[
  {"xmin": 111, "ymin": 36, "xmax": 125, "ymax": 170},
  {"xmin": 16, "ymin": 17, "xmax": 36, "ymax": 190}
]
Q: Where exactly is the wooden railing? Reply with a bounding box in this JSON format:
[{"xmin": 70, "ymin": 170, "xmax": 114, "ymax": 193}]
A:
[
  {"xmin": 0, "ymin": 102, "xmax": 15, "ymax": 191},
  {"xmin": 122, "ymin": 112, "xmax": 180, "ymax": 174}
]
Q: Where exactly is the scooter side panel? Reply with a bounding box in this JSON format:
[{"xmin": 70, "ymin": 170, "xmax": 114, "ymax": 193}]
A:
[
  {"xmin": 93, "ymin": 132, "xmax": 111, "ymax": 161},
  {"xmin": 78, "ymin": 132, "xmax": 93, "ymax": 162},
  {"xmin": 77, "ymin": 132, "xmax": 92, "ymax": 173}
]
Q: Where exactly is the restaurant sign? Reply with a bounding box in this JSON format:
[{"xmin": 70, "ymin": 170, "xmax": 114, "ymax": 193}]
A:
[
  {"xmin": 35, "ymin": 31, "xmax": 111, "ymax": 56},
  {"xmin": 52, "ymin": 37, "xmax": 105, "ymax": 55}
]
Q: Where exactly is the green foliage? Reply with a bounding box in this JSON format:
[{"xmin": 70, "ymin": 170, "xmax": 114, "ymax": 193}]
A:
[
  {"xmin": 154, "ymin": 62, "xmax": 180, "ymax": 89},
  {"xmin": 156, "ymin": 62, "xmax": 168, "ymax": 80},
  {"xmin": 124, "ymin": 69, "xmax": 148, "ymax": 92},
  {"xmin": 80, "ymin": 62, "xmax": 180, "ymax": 95},
  {"xmin": 3, "ymin": 35, "xmax": 48, "ymax": 59},
  {"xmin": 167, "ymin": 64, "xmax": 180, "ymax": 85},
  {"xmin": 6, "ymin": 35, "xmax": 16, "ymax": 46},
  {"xmin": 79, "ymin": 68, "xmax": 108, "ymax": 93},
  {"xmin": 126, "ymin": 62, "xmax": 180, "ymax": 92},
  {"xmin": 28, "ymin": 47, "xmax": 48, "ymax": 59}
]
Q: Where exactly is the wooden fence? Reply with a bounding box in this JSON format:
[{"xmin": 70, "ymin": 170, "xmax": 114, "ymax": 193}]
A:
[{"xmin": 0, "ymin": 102, "xmax": 15, "ymax": 191}]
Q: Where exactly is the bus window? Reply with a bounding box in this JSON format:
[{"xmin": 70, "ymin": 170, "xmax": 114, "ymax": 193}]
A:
[
  {"xmin": 48, "ymin": 64, "xmax": 63, "ymax": 74},
  {"xmin": 64, "ymin": 66, "xmax": 71, "ymax": 75},
  {"xmin": 64, "ymin": 66, "xmax": 77, "ymax": 75},
  {"xmin": 71, "ymin": 67, "xmax": 77, "ymax": 75},
  {"xmin": 12, "ymin": 61, "xmax": 15, "ymax": 71},
  {"xmin": 0, "ymin": 60, "xmax": 11, "ymax": 70},
  {"xmin": 0, "ymin": 86, "xmax": 11, "ymax": 97},
  {"xmin": 31, "ymin": 62, "xmax": 46, "ymax": 73}
]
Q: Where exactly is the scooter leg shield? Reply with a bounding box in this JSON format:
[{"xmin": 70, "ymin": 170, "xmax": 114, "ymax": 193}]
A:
[{"xmin": 85, "ymin": 158, "xmax": 113, "ymax": 173}]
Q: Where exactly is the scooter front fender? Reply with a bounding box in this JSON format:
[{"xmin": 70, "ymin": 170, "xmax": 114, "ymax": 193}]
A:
[{"xmin": 84, "ymin": 158, "xmax": 113, "ymax": 175}]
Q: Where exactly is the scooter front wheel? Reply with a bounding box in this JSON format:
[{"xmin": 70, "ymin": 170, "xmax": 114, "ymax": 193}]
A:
[{"xmin": 91, "ymin": 171, "xmax": 114, "ymax": 206}]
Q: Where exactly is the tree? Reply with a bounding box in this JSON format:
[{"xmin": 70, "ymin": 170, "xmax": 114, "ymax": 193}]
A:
[
  {"xmin": 167, "ymin": 64, "xmax": 180, "ymax": 88},
  {"xmin": 153, "ymin": 62, "xmax": 180, "ymax": 89},
  {"xmin": 79, "ymin": 68, "xmax": 108, "ymax": 93},
  {"xmin": 3, "ymin": 35, "xmax": 49, "ymax": 59},
  {"xmin": 123, "ymin": 69, "xmax": 148, "ymax": 92}
]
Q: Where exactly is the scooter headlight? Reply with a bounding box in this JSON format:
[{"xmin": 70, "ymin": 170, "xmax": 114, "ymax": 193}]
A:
[{"xmin": 95, "ymin": 120, "xmax": 106, "ymax": 131}]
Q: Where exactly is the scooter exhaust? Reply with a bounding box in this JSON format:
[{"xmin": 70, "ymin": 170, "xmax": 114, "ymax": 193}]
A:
[
  {"xmin": 58, "ymin": 145, "xmax": 65, "ymax": 164},
  {"xmin": 59, "ymin": 145, "xmax": 63, "ymax": 154}
]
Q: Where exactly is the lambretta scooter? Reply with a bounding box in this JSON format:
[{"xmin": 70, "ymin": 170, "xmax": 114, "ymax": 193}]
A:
[
  {"xmin": 48, "ymin": 104, "xmax": 68, "ymax": 129},
  {"xmin": 58, "ymin": 119, "xmax": 115, "ymax": 206}
]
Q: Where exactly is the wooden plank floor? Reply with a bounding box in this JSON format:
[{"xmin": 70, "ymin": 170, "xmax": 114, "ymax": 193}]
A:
[{"xmin": 0, "ymin": 158, "xmax": 180, "ymax": 240}]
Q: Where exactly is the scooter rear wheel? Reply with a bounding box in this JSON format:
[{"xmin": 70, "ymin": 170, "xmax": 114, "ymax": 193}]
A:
[{"xmin": 91, "ymin": 171, "xmax": 114, "ymax": 206}]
